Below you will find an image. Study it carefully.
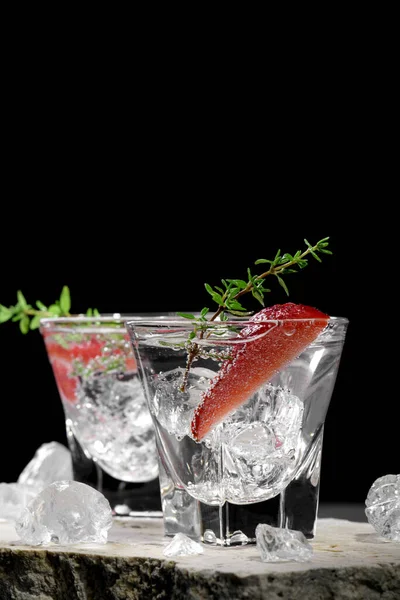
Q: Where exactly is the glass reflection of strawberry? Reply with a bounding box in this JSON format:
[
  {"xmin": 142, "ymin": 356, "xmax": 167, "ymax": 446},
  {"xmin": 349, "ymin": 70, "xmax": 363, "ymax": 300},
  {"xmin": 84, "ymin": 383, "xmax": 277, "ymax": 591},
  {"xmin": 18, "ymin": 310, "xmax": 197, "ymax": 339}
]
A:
[{"xmin": 191, "ymin": 303, "xmax": 328, "ymax": 441}]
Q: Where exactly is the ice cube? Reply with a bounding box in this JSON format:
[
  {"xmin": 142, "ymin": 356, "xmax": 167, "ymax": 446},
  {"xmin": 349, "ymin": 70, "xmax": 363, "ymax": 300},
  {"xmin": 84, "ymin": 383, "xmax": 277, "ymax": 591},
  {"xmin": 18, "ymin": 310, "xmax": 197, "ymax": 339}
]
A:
[
  {"xmin": 163, "ymin": 532, "xmax": 204, "ymax": 556},
  {"xmin": 365, "ymin": 474, "xmax": 400, "ymax": 541},
  {"xmin": 271, "ymin": 387, "xmax": 303, "ymax": 443},
  {"xmin": 229, "ymin": 530, "xmax": 249, "ymax": 545},
  {"xmin": 226, "ymin": 384, "xmax": 303, "ymax": 454},
  {"xmin": 18, "ymin": 442, "xmax": 73, "ymax": 490},
  {"xmin": 229, "ymin": 422, "xmax": 276, "ymax": 463},
  {"xmin": 15, "ymin": 481, "xmax": 112, "ymax": 545},
  {"xmin": 255, "ymin": 523, "xmax": 313, "ymax": 562},
  {"xmin": 153, "ymin": 368, "xmax": 201, "ymax": 438},
  {"xmin": 203, "ymin": 529, "xmax": 217, "ymax": 544},
  {"xmin": 0, "ymin": 483, "xmax": 39, "ymax": 520}
]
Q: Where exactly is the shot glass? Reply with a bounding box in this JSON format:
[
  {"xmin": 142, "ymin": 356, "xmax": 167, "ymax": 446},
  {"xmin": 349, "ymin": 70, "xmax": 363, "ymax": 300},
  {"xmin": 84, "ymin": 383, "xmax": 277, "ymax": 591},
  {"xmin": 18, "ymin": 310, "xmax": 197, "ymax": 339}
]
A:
[
  {"xmin": 126, "ymin": 313, "xmax": 348, "ymax": 544},
  {"xmin": 40, "ymin": 315, "xmax": 162, "ymax": 515}
]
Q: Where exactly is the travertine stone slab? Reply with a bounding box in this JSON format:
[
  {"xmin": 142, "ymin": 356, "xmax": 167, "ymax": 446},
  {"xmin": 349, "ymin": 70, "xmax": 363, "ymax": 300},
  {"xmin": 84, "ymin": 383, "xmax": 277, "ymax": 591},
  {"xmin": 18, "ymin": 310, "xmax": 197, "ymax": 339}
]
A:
[{"xmin": 0, "ymin": 518, "xmax": 399, "ymax": 599}]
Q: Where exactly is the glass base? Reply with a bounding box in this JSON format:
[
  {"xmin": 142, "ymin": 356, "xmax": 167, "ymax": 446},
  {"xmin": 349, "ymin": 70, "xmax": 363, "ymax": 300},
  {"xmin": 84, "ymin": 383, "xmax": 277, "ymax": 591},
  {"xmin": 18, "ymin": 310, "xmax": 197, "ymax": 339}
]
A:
[
  {"xmin": 67, "ymin": 425, "xmax": 162, "ymax": 515},
  {"xmin": 160, "ymin": 427, "xmax": 323, "ymax": 545}
]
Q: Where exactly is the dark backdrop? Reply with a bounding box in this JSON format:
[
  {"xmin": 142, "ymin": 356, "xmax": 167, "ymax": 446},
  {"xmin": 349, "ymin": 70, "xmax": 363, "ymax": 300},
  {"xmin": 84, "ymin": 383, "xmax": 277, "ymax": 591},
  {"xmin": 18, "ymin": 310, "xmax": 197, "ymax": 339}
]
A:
[
  {"xmin": 0, "ymin": 208, "xmax": 397, "ymax": 504},
  {"xmin": 0, "ymin": 52, "xmax": 397, "ymax": 504}
]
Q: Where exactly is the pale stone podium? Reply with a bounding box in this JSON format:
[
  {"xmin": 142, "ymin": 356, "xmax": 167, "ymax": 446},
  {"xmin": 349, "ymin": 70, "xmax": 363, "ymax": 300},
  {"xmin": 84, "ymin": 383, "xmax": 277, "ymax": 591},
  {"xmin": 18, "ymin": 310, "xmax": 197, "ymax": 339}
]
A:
[{"xmin": 1, "ymin": 517, "xmax": 399, "ymax": 599}]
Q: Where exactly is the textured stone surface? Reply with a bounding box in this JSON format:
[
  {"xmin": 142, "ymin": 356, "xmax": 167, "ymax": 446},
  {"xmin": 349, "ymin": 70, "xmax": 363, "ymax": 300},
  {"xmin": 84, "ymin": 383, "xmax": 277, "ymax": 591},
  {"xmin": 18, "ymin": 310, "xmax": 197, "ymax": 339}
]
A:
[{"xmin": 0, "ymin": 518, "xmax": 399, "ymax": 599}]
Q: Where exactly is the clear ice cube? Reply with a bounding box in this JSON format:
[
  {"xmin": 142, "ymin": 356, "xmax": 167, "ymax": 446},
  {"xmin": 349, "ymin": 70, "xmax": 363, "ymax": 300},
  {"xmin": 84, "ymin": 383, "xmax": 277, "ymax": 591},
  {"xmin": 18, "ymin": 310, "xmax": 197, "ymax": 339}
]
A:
[
  {"xmin": 18, "ymin": 441, "xmax": 73, "ymax": 491},
  {"xmin": 255, "ymin": 523, "xmax": 313, "ymax": 562},
  {"xmin": 203, "ymin": 529, "xmax": 217, "ymax": 544},
  {"xmin": 154, "ymin": 368, "xmax": 213, "ymax": 439},
  {"xmin": 15, "ymin": 481, "xmax": 113, "ymax": 545},
  {"xmin": 228, "ymin": 422, "xmax": 276, "ymax": 462},
  {"xmin": 163, "ymin": 532, "xmax": 204, "ymax": 557},
  {"xmin": 365, "ymin": 474, "xmax": 400, "ymax": 541},
  {"xmin": 229, "ymin": 530, "xmax": 249, "ymax": 545},
  {"xmin": 0, "ymin": 483, "xmax": 39, "ymax": 520}
]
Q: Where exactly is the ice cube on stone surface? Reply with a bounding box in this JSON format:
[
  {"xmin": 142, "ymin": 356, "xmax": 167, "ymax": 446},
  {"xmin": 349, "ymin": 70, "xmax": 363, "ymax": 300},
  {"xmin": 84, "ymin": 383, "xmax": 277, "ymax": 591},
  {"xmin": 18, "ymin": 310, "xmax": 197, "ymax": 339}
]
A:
[
  {"xmin": 0, "ymin": 483, "xmax": 39, "ymax": 520},
  {"xmin": 15, "ymin": 481, "xmax": 112, "ymax": 545},
  {"xmin": 229, "ymin": 530, "xmax": 249, "ymax": 545},
  {"xmin": 18, "ymin": 441, "xmax": 73, "ymax": 490},
  {"xmin": 163, "ymin": 533, "xmax": 204, "ymax": 557},
  {"xmin": 255, "ymin": 523, "xmax": 313, "ymax": 562},
  {"xmin": 365, "ymin": 474, "xmax": 400, "ymax": 541}
]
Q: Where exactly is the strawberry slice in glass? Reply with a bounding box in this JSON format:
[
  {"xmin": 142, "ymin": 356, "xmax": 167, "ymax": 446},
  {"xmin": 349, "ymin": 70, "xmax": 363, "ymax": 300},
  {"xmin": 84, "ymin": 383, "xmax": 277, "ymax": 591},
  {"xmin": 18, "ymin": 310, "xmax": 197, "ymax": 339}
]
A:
[
  {"xmin": 191, "ymin": 303, "xmax": 329, "ymax": 441},
  {"xmin": 43, "ymin": 337, "xmax": 103, "ymax": 404}
]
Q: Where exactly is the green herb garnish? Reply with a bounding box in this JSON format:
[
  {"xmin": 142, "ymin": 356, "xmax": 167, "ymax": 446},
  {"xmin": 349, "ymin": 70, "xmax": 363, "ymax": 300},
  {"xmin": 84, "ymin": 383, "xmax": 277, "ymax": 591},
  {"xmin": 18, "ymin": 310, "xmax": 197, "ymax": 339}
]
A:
[
  {"xmin": 177, "ymin": 237, "xmax": 331, "ymax": 390},
  {"xmin": 0, "ymin": 286, "xmax": 100, "ymax": 333}
]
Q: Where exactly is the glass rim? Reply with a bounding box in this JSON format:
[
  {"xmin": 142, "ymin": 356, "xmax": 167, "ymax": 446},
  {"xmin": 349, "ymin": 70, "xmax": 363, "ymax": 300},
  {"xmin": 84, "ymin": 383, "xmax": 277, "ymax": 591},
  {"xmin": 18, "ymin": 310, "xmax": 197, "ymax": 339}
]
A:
[
  {"xmin": 125, "ymin": 315, "xmax": 349, "ymax": 329},
  {"xmin": 39, "ymin": 313, "xmax": 180, "ymax": 333}
]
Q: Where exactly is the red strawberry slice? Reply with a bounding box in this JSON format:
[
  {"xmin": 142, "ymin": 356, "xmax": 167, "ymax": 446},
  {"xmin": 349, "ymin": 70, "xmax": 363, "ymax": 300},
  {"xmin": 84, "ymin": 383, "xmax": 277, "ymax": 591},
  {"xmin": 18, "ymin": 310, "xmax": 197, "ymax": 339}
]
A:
[{"xmin": 191, "ymin": 303, "xmax": 329, "ymax": 441}]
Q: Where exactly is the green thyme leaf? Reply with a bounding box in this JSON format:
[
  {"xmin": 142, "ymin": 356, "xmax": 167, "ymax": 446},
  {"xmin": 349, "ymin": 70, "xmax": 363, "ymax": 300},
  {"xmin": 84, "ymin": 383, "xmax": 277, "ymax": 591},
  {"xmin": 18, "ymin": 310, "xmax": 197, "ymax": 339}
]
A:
[
  {"xmin": 1, "ymin": 286, "xmax": 99, "ymax": 334},
  {"xmin": 252, "ymin": 289, "xmax": 264, "ymax": 305},
  {"xmin": 49, "ymin": 304, "xmax": 62, "ymax": 316},
  {"xmin": 211, "ymin": 293, "xmax": 224, "ymax": 305},
  {"xmin": 0, "ymin": 305, "xmax": 12, "ymax": 323},
  {"xmin": 177, "ymin": 312, "xmax": 196, "ymax": 319},
  {"xmin": 277, "ymin": 275, "xmax": 289, "ymax": 296},
  {"xmin": 20, "ymin": 316, "xmax": 30, "ymax": 334},
  {"xmin": 226, "ymin": 279, "xmax": 247, "ymax": 289},
  {"xmin": 30, "ymin": 315, "xmax": 41, "ymax": 330},
  {"xmin": 17, "ymin": 291, "xmax": 27, "ymax": 309},
  {"xmin": 59, "ymin": 286, "xmax": 71, "ymax": 314}
]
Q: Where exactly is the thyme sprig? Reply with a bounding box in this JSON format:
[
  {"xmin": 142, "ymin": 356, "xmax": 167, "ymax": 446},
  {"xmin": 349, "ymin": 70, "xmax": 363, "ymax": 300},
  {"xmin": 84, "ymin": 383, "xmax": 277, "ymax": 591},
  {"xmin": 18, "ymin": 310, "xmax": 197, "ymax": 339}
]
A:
[
  {"xmin": 0, "ymin": 286, "xmax": 99, "ymax": 333},
  {"xmin": 177, "ymin": 237, "xmax": 331, "ymax": 390}
]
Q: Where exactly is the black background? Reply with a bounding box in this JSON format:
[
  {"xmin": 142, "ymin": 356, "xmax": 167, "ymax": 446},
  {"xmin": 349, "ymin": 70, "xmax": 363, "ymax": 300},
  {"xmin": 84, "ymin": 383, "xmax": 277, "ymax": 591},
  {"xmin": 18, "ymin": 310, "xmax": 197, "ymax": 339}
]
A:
[
  {"xmin": 0, "ymin": 57, "xmax": 397, "ymax": 505},
  {"xmin": 1, "ymin": 210, "xmax": 397, "ymax": 504}
]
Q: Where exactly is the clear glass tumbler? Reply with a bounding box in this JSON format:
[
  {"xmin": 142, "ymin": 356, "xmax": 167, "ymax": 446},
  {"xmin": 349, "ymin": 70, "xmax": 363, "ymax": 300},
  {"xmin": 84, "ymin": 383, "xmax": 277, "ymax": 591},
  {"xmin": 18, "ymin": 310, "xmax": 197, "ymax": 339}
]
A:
[
  {"xmin": 40, "ymin": 315, "xmax": 161, "ymax": 515},
  {"xmin": 126, "ymin": 313, "xmax": 348, "ymax": 544}
]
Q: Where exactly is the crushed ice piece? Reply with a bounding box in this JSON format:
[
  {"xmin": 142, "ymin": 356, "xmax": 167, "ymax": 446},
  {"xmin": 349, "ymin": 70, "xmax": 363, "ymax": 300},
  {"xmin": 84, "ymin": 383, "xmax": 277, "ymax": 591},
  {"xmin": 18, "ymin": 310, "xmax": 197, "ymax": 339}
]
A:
[
  {"xmin": 203, "ymin": 529, "xmax": 217, "ymax": 544},
  {"xmin": 229, "ymin": 530, "xmax": 249, "ymax": 545},
  {"xmin": 0, "ymin": 483, "xmax": 39, "ymax": 520},
  {"xmin": 255, "ymin": 523, "xmax": 313, "ymax": 562},
  {"xmin": 163, "ymin": 532, "xmax": 204, "ymax": 556},
  {"xmin": 15, "ymin": 481, "xmax": 112, "ymax": 545},
  {"xmin": 18, "ymin": 442, "xmax": 73, "ymax": 490},
  {"xmin": 74, "ymin": 375, "xmax": 158, "ymax": 481},
  {"xmin": 365, "ymin": 474, "xmax": 400, "ymax": 541},
  {"xmin": 114, "ymin": 504, "xmax": 131, "ymax": 516}
]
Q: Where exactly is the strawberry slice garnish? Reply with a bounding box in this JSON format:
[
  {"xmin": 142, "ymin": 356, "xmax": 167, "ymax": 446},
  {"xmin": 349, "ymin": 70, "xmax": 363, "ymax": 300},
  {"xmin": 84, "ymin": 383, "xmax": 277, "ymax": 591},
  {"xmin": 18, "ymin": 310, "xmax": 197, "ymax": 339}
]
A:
[{"xmin": 191, "ymin": 303, "xmax": 329, "ymax": 441}]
